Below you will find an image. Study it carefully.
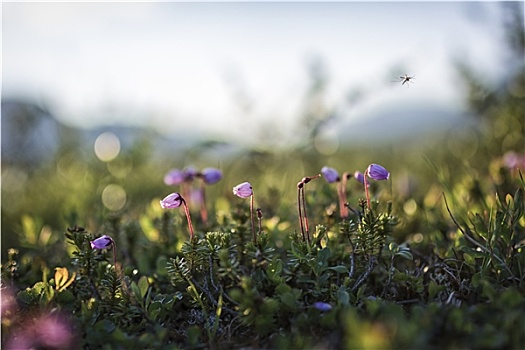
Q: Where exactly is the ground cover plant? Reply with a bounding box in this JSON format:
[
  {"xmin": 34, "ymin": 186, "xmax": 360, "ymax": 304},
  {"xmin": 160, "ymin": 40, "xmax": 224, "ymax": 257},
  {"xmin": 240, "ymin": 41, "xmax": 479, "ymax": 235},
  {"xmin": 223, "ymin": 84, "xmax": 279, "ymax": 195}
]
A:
[
  {"xmin": 2, "ymin": 149, "xmax": 524, "ymax": 349},
  {"xmin": 2, "ymin": 8, "xmax": 524, "ymax": 348}
]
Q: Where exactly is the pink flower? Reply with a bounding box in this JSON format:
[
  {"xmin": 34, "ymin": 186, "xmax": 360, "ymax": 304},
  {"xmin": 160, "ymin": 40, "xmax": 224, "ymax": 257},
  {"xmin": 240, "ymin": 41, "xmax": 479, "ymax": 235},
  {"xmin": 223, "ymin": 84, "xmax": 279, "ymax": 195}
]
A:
[
  {"xmin": 159, "ymin": 192, "xmax": 194, "ymax": 240},
  {"xmin": 164, "ymin": 169, "xmax": 185, "ymax": 185},
  {"xmin": 233, "ymin": 182, "xmax": 253, "ymax": 198},
  {"xmin": 354, "ymin": 171, "xmax": 365, "ymax": 184},
  {"xmin": 364, "ymin": 163, "xmax": 390, "ymax": 209},
  {"xmin": 321, "ymin": 166, "xmax": 340, "ymax": 183},
  {"xmin": 503, "ymin": 151, "xmax": 525, "ymax": 170},
  {"xmin": 233, "ymin": 181, "xmax": 256, "ymax": 242},
  {"xmin": 160, "ymin": 192, "xmax": 184, "ymax": 209},
  {"xmin": 90, "ymin": 235, "xmax": 113, "ymax": 250},
  {"xmin": 366, "ymin": 164, "xmax": 390, "ymax": 180},
  {"xmin": 5, "ymin": 313, "xmax": 75, "ymax": 350},
  {"xmin": 182, "ymin": 167, "xmax": 198, "ymax": 181},
  {"xmin": 200, "ymin": 168, "xmax": 222, "ymax": 184}
]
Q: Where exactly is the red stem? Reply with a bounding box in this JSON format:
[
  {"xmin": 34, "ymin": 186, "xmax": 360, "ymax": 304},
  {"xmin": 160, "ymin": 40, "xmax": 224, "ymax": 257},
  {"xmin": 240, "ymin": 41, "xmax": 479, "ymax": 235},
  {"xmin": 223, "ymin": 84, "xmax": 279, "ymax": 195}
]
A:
[
  {"xmin": 200, "ymin": 181, "xmax": 208, "ymax": 226},
  {"xmin": 182, "ymin": 199, "xmax": 195, "ymax": 240},
  {"xmin": 301, "ymin": 186, "xmax": 310, "ymax": 244},
  {"xmin": 338, "ymin": 172, "xmax": 350, "ymax": 218},
  {"xmin": 250, "ymin": 194, "xmax": 256, "ymax": 243},
  {"xmin": 297, "ymin": 186, "xmax": 306, "ymax": 242}
]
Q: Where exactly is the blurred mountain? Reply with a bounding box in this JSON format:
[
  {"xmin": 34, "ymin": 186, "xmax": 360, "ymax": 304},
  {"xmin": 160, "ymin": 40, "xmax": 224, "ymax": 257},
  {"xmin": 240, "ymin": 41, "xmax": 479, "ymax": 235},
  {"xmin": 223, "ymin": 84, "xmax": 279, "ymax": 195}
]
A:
[
  {"xmin": 1, "ymin": 100, "xmax": 62, "ymax": 167},
  {"xmin": 1, "ymin": 99, "xmax": 200, "ymax": 168},
  {"xmin": 334, "ymin": 102, "xmax": 471, "ymax": 146},
  {"xmin": 2, "ymin": 98, "xmax": 474, "ymax": 170}
]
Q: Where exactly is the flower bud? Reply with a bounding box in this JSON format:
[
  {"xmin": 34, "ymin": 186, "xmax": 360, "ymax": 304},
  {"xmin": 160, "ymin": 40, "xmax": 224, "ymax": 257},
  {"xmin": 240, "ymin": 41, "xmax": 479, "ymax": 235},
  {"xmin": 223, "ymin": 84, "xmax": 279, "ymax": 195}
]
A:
[
  {"xmin": 321, "ymin": 166, "xmax": 340, "ymax": 183},
  {"xmin": 160, "ymin": 192, "xmax": 184, "ymax": 209},
  {"xmin": 201, "ymin": 168, "xmax": 223, "ymax": 184},
  {"xmin": 233, "ymin": 182, "xmax": 253, "ymax": 198},
  {"xmin": 164, "ymin": 169, "xmax": 184, "ymax": 186},
  {"xmin": 366, "ymin": 163, "xmax": 390, "ymax": 180},
  {"xmin": 90, "ymin": 235, "xmax": 114, "ymax": 250},
  {"xmin": 354, "ymin": 171, "xmax": 365, "ymax": 184},
  {"xmin": 182, "ymin": 167, "xmax": 197, "ymax": 182}
]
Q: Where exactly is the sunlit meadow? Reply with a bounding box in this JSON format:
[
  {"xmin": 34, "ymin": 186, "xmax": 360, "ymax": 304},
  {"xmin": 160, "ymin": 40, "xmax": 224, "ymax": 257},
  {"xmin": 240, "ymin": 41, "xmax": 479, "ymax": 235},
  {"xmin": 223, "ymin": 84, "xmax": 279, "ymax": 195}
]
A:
[{"xmin": 2, "ymin": 6, "xmax": 525, "ymax": 349}]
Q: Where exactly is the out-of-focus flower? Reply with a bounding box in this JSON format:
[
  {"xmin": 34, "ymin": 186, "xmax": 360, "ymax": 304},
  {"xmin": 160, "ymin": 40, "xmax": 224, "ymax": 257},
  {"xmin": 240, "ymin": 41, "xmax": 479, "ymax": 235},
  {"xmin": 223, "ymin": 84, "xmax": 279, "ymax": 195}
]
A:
[
  {"xmin": 366, "ymin": 163, "xmax": 390, "ymax": 180},
  {"xmin": 164, "ymin": 169, "xmax": 185, "ymax": 186},
  {"xmin": 233, "ymin": 182, "xmax": 253, "ymax": 198},
  {"xmin": 312, "ymin": 302, "xmax": 332, "ymax": 312},
  {"xmin": 5, "ymin": 313, "xmax": 75, "ymax": 350},
  {"xmin": 503, "ymin": 151, "xmax": 525, "ymax": 170},
  {"xmin": 1, "ymin": 286, "xmax": 16, "ymax": 319},
  {"xmin": 160, "ymin": 192, "xmax": 184, "ymax": 209},
  {"xmin": 200, "ymin": 168, "xmax": 223, "ymax": 184},
  {"xmin": 354, "ymin": 171, "xmax": 365, "ymax": 184},
  {"xmin": 321, "ymin": 166, "xmax": 340, "ymax": 183},
  {"xmin": 189, "ymin": 188, "xmax": 204, "ymax": 206},
  {"xmin": 182, "ymin": 167, "xmax": 198, "ymax": 181},
  {"xmin": 90, "ymin": 235, "xmax": 113, "ymax": 250}
]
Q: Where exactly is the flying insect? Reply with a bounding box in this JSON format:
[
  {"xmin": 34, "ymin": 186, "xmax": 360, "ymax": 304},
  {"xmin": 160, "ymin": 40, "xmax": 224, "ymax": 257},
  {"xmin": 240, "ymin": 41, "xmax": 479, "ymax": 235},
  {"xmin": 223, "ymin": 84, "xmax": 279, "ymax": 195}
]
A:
[{"xmin": 394, "ymin": 74, "xmax": 415, "ymax": 87}]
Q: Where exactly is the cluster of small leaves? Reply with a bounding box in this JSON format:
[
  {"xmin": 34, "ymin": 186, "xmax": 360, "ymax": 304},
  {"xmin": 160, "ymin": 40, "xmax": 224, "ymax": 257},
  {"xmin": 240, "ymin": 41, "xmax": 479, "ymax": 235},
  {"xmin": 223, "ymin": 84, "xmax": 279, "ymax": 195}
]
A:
[
  {"xmin": 159, "ymin": 199, "xmax": 401, "ymax": 348},
  {"xmin": 426, "ymin": 177, "xmax": 525, "ymax": 307}
]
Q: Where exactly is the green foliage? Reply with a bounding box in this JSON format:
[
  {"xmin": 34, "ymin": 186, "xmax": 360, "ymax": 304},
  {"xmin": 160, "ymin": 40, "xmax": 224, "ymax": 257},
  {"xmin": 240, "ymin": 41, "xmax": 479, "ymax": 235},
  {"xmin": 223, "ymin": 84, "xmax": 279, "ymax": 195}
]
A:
[{"xmin": 3, "ymin": 167, "xmax": 524, "ymax": 349}]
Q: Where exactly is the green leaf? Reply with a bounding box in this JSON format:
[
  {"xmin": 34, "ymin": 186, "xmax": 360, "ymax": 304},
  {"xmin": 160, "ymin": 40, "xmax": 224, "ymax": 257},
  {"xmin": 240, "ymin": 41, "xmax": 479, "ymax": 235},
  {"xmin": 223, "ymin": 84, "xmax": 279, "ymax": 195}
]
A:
[
  {"xmin": 131, "ymin": 282, "xmax": 141, "ymax": 302},
  {"xmin": 138, "ymin": 276, "xmax": 149, "ymax": 299},
  {"xmin": 463, "ymin": 251, "xmax": 476, "ymax": 266},
  {"xmin": 148, "ymin": 301, "xmax": 162, "ymax": 319},
  {"xmin": 267, "ymin": 259, "xmax": 284, "ymax": 284},
  {"xmin": 395, "ymin": 250, "xmax": 413, "ymax": 260},
  {"xmin": 471, "ymin": 272, "xmax": 483, "ymax": 288},
  {"xmin": 428, "ymin": 280, "xmax": 444, "ymax": 300},
  {"xmin": 290, "ymin": 241, "xmax": 306, "ymax": 260},
  {"xmin": 337, "ymin": 286, "xmax": 350, "ymax": 306},
  {"xmin": 461, "ymin": 245, "xmax": 487, "ymax": 259},
  {"xmin": 328, "ymin": 265, "xmax": 349, "ymax": 274},
  {"xmin": 275, "ymin": 283, "xmax": 292, "ymax": 295},
  {"xmin": 317, "ymin": 247, "xmax": 331, "ymax": 264},
  {"xmin": 55, "ymin": 290, "xmax": 76, "ymax": 305},
  {"xmin": 16, "ymin": 289, "xmax": 38, "ymax": 307},
  {"xmin": 280, "ymin": 291, "xmax": 299, "ymax": 310}
]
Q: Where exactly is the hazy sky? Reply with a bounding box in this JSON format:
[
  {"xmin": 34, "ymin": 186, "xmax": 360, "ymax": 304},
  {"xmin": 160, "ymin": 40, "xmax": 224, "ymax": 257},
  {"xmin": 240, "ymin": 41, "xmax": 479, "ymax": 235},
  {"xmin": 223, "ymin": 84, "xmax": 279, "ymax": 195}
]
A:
[{"xmin": 2, "ymin": 2, "xmax": 508, "ymax": 146}]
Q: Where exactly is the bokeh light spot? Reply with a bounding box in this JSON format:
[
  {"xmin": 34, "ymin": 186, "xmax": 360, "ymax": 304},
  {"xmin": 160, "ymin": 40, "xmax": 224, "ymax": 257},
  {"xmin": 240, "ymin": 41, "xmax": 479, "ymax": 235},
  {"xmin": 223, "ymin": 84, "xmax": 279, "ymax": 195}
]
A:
[
  {"xmin": 101, "ymin": 184, "xmax": 127, "ymax": 211},
  {"xmin": 94, "ymin": 132, "xmax": 121, "ymax": 162},
  {"xmin": 314, "ymin": 130, "xmax": 339, "ymax": 155},
  {"xmin": 403, "ymin": 199, "xmax": 418, "ymax": 215},
  {"xmin": 1, "ymin": 167, "xmax": 28, "ymax": 193},
  {"xmin": 412, "ymin": 233, "xmax": 424, "ymax": 243}
]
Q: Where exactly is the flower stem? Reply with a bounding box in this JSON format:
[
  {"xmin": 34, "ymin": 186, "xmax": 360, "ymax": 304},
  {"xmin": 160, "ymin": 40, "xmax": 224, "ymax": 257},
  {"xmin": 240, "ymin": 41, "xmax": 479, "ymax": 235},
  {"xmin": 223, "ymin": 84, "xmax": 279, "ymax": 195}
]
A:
[
  {"xmin": 338, "ymin": 172, "xmax": 350, "ymax": 218},
  {"xmin": 300, "ymin": 186, "xmax": 311, "ymax": 244},
  {"xmin": 199, "ymin": 181, "xmax": 208, "ymax": 226},
  {"xmin": 250, "ymin": 194, "xmax": 256, "ymax": 243},
  {"xmin": 297, "ymin": 183, "xmax": 306, "ymax": 242},
  {"xmin": 182, "ymin": 199, "xmax": 195, "ymax": 240},
  {"xmin": 297, "ymin": 174, "xmax": 320, "ymax": 244},
  {"xmin": 256, "ymin": 208, "xmax": 263, "ymax": 236},
  {"xmin": 364, "ymin": 169, "xmax": 371, "ymax": 209},
  {"xmin": 112, "ymin": 241, "xmax": 117, "ymax": 269}
]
